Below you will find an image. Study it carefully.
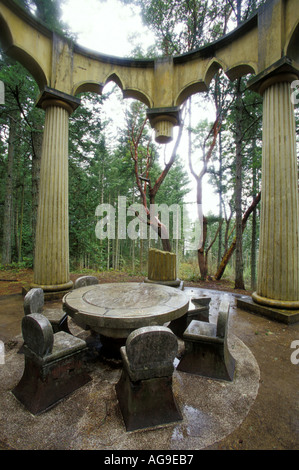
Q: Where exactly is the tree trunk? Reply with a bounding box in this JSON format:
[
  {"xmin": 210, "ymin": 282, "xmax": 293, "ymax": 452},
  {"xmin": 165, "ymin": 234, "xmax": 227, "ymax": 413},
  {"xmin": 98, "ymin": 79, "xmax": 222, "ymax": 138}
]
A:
[
  {"xmin": 2, "ymin": 114, "xmax": 17, "ymax": 264},
  {"xmin": 214, "ymin": 192, "xmax": 261, "ymax": 281},
  {"xmin": 17, "ymin": 183, "xmax": 25, "ymax": 263},
  {"xmin": 217, "ymin": 130, "xmax": 223, "ymax": 265},
  {"xmin": 197, "ymin": 215, "xmax": 208, "ymax": 280},
  {"xmin": 188, "ymin": 97, "xmax": 221, "ymax": 280},
  {"xmin": 234, "ymin": 78, "xmax": 245, "ymax": 290}
]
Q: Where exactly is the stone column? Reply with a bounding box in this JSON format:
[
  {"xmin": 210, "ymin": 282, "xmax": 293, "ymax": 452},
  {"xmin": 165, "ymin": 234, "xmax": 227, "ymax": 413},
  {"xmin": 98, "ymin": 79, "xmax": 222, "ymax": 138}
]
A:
[
  {"xmin": 250, "ymin": 67, "xmax": 299, "ymax": 310},
  {"xmin": 145, "ymin": 248, "xmax": 181, "ymax": 287},
  {"xmin": 32, "ymin": 87, "xmax": 80, "ymax": 293}
]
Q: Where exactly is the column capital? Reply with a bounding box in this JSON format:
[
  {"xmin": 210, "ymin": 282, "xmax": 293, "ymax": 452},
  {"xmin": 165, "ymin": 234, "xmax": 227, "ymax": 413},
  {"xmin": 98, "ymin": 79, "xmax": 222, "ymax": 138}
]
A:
[
  {"xmin": 248, "ymin": 56, "xmax": 299, "ymax": 95},
  {"xmin": 146, "ymin": 106, "xmax": 181, "ymax": 143},
  {"xmin": 36, "ymin": 86, "xmax": 81, "ymax": 114}
]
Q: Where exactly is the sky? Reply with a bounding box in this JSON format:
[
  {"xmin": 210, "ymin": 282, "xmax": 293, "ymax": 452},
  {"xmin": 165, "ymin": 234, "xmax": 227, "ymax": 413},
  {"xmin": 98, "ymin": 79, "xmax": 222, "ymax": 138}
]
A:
[
  {"xmin": 61, "ymin": 0, "xmax": 155, "ymax": 57},
  {"xmin": 61, "ymin": 0, "xmax": 220, "ymax": 216}
]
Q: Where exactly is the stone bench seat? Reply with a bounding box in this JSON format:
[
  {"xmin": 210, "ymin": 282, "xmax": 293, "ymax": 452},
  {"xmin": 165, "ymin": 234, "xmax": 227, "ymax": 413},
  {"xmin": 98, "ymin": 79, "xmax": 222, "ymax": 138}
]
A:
[
  {"xmin": 184, "ymin": 321, "xmax": 218, "ymax": 342},
  {"xmin": 23, "ymin": 330, "xmax": 88, "ymax": 364}
]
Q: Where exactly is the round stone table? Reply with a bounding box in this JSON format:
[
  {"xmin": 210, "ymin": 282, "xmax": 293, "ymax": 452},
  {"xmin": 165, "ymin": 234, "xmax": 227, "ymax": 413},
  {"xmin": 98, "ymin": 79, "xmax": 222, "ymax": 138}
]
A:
[{"xmin": 62, "ymin": 282, "xmax": 189, "ymax": 354}]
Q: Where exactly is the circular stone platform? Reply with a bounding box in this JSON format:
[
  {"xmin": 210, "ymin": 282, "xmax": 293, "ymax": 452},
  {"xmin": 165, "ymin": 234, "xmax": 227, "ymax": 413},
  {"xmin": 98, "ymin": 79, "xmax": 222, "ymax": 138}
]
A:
[{"xmin": 0, "ymin": 332, "xmax": 260, "ymax": 450}]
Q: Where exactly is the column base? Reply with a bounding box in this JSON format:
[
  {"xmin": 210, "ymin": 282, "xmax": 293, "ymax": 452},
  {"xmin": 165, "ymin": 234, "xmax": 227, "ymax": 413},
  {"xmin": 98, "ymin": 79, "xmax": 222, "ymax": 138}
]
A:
[
  {"xmin": 24, "ymin": 280, "xmax": 74, "ymax": 300},
  {"xmin": 237, "ymin": 296, "xmax": 299, "ymax": 325},
  {"xmin": 31, "ymin": 280, "xmax": 73, "ymax": 292},
  {"xmin": 144, "ymin": 278, "xmax": 183, "ymax": 289},
  {"xmin": 252, "ymin": 292, "xmax": 299, "ymax": 310}
]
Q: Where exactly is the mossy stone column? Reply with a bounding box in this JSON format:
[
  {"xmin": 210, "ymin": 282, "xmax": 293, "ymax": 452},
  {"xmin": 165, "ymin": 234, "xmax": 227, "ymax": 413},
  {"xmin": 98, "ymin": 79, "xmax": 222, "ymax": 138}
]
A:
[
  {"xmin": 32, "ymin": 87, "xmax": 80, "ymax": 293},
  {"xmin": 249, "ymin": 64, "xmax": 299, "ymax": 310}
]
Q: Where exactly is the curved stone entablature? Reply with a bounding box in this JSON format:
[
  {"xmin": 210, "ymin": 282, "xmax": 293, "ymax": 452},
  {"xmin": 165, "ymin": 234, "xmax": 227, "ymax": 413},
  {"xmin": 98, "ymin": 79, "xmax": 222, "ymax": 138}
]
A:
[{"xmin": 1, "ymin": 0, "xmax": 299, "ymax": 142}]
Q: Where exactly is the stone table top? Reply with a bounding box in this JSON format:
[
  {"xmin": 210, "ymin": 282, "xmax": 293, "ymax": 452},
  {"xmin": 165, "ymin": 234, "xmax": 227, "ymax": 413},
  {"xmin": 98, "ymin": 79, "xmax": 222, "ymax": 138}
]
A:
[{"xmin": 62, "ymin": 282, "xmax": 189, "ymax": 339}]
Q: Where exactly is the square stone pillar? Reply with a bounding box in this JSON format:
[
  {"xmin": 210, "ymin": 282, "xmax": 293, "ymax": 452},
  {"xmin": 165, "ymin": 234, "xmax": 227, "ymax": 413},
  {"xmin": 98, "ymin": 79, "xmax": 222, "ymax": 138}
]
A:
[
  {"xmin": 248, "ymin": 59, "xmax": 299, "ymax": 315},
  {"xmin": 32, "ymin": 87, "xmax": 80, "ymax": 293}
]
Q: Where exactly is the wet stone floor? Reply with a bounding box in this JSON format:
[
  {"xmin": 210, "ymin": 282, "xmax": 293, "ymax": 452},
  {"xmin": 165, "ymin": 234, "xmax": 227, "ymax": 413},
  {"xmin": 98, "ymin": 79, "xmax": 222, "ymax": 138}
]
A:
[{"xmin": 0, "ymin": 286, "xmax": 298, "ymax": 451}]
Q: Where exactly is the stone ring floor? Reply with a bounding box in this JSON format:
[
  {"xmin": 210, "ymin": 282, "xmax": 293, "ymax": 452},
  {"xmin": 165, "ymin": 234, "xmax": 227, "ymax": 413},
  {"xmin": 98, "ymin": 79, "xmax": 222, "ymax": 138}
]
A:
[
  {"xmin": 0, "ymin": 330, "xmax": 259, "ymax": 450},
  {"xmin": 1, "ymin": 285, "xmax": 298, "ymax": 451}
]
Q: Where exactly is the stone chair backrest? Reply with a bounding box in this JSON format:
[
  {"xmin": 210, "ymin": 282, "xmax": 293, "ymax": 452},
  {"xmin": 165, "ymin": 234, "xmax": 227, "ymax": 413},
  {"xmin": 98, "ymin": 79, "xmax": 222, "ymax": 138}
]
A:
[
  {"xmin": 23, "ymin": 288, "xmax": 44, "ymax": 315},
  {"xmin": 22, "ymin": 313, "xmax": 54, "ymax": 357},
  {"xmin": 216, "ymin": 299, "xmax": 230, "ymax": 339},
  {"xmin": 125, "ymin": 325, "xmax": 178, "ymax": 370},
  {"xmin": 74, "ymin": 276, "xmax": 99, "ymax": 289}
]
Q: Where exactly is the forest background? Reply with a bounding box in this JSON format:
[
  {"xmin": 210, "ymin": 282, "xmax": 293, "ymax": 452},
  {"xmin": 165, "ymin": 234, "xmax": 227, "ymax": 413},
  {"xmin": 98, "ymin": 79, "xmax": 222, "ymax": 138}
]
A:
[{"xmin": 0, "ymin": 0, "xmax": 298, "ymax": 293}]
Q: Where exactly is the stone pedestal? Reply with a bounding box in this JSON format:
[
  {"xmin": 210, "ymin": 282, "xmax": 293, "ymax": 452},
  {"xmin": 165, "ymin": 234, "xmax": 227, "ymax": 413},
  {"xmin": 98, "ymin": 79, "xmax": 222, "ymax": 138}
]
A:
[
  {"xmin": 32, "ymin": 87, "xmax": 80, "ymax": 293},
  {"xmin": 248, "ymin": 60, "xmax": 299, "ymax": 319},
  {"xmin": 145, "ymin": 248, "xmax": 181, "ymax": 287}
]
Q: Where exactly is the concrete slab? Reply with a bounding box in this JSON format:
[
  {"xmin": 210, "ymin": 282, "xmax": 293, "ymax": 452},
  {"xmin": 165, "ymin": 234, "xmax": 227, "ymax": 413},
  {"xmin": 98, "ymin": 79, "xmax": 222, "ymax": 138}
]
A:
[{"xmin": 237, "ymin": 296, "xmax": 299, "ymax": 324}]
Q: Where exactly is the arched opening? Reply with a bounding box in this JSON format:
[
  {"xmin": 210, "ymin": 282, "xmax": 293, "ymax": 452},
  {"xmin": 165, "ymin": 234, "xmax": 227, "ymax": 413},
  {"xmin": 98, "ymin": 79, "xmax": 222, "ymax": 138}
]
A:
[
  {"xmin": 0, "ymin": 13, "xmax": 48, "ymax": 91},
  {"xmin": 225, "ymin": 63, "xmax": 257, "ymax": 82},
  {"xmin": 0, "ymin": 14, "xmax": 13, "ymax": 51},
  {"xmin": 176, "ymin": 81, "xmax": 208, "ymax": 107},
  {"xmin": 287, "ymin": 22, "xmax": 299, "ymax": 64}
]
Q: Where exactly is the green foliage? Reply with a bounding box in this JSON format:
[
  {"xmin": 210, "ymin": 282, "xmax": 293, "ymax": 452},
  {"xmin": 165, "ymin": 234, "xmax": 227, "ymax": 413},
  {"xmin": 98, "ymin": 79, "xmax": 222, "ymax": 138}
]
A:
[{"xmin": 0, "ymin": 0, "xmax": 271, "ymax": 287}]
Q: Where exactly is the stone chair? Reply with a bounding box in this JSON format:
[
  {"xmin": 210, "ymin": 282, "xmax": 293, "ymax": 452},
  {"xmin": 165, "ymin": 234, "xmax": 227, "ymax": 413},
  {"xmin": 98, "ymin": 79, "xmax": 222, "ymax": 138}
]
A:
[
  {"xmin": 12, "ymin": 313, "xmax": 91, "ymax": 415},
  {"xmin": 74, "ymin": 275, "xmax": 99, "ymax": 289},
  {"xmin": 24, "ymin": 288, "xmax": 70, "ymax": 333},
  {"xmin": 188, "ymin": 296, "xmax": 211, "ymax": 324},
  {"xmin": 177, "ymin": 298, "xmax": 235, "ymax": 381},
  {"xmin": 169, "ymin": 296, "xmax": 211, "ymax": 338},
  {"xmin": 115, "ymin": 326, "xmax": 182, "ymax": 431}
]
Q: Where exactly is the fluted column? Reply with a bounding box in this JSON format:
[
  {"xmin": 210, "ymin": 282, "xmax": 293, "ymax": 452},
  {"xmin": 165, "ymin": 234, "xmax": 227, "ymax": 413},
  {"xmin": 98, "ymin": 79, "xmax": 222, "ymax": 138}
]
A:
[
  {"xmin": 251, "ymin": 74, "xmax": 299, "ymax": 309},
  {"xmin": 32, "ymin": 87, "xmax": 80, "ymax": 292}
]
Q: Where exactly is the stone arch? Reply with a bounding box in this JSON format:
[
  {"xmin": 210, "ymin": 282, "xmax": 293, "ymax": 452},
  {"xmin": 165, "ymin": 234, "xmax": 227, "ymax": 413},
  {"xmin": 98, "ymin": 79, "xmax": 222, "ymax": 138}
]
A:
[
  {"xmin": 175, "ymin": 80, "xmax": 208, "ymax": 107},
  {"xmin": 204, "ymin": 58, "xmax": 226, "ymax": 87},
  {"xmin": 0, "ymin": 13, "xmax": 12, "ymax": 50},
  {"xmin": 0, "ymin": 13, "xmax": 48, "ymax": 90},
  {"xmin": 105, "ymin": 72, "xmax": 124, "ymax": 90},
  {"xmin": 72, "ymin": 81, "xmax": 104, "ymax": 96},
  {"xmin": 73, "ymin": 72, "xmax": 152, "ymax": 107},
  {"xmin": 4, "ymin": 44, "xmax": 48, "ymax": 90},
  {"xmin": 286, "ymin": 21, "xmax": 299, "ymax": 63},
  {"xmin": 104, "ymin": 72, "xmax": 152, "ymax": 107},
  {"xmin": 225, "ymin": 62, "xmax": 257, "ymax": 81},
  {"xmin": 174, "ymin": 59, "xmax": 225, "ymax": 106}
]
